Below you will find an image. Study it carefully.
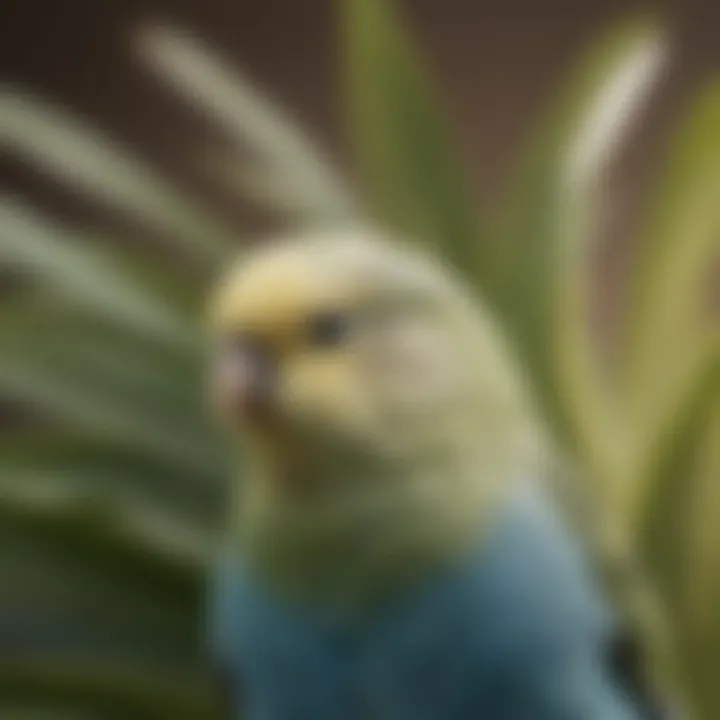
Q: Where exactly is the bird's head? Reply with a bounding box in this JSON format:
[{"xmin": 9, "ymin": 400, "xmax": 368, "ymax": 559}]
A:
[{"xmin": 207, "ymin": 227, "xmax": 537, "ymax": 502}]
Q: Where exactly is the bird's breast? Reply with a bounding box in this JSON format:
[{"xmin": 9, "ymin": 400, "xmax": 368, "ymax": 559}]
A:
[{"xmin": 210, "ymin": 483, "xmax": 619, "ymax": 719}]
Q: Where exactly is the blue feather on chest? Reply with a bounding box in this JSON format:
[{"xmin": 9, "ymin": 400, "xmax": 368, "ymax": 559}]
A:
[{"xmin": 208, "ymin": 490, "xmax": 643, "ymax": 720}]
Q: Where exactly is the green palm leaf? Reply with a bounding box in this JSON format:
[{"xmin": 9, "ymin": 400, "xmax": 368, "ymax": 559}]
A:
[
  {"xmin": 0, "ymin": 198, "xmax": 194, "ymax": 347},
  {"xmin": 137, "ymin": 23, "xmax": 358, "ymax": 225},
  {"xmin": 638, "ymin": 348, "xmax": 719, "ymax": 610},
  {"xmin": 0, "ymin": 93, "xmax": 237, "ymax": 263},
  {"xmin": 494, "ymin": 18, "xmax": 667, "ymax": 460},
  {"xmin": 621, "ymin": 84, "xmax": 720, "ymax": 435},
  {"xmin": 341, "ymin": 0, "xmax": 490, "ymax": 293}
]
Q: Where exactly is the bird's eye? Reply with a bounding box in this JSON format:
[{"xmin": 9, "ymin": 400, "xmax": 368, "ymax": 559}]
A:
[{"xmin": 307, "ymin": 310, "xmax": 351, "ymax": 349}]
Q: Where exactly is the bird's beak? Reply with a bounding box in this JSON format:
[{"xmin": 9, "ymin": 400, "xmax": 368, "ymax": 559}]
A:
[{"xmin": 209, "ymin": 346, "xmax": 276, "ymax": 425}]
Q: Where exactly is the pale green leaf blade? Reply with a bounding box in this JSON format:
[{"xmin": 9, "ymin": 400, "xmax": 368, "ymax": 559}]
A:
[
  {"xmin": 638, "ymin": 347, "xmax": 719, "ymax": 611},
  {"xmin": 0, "ymin": 92, "xmax": 236, "ymax": 261},
  {"xmin": 0, "ymin": 353, "xmax": 219, "ymax": 476},
  {"xmin": 0, "ymin": 432, "xmax": 223, "ymax": 523},
  {"xmin": 137, "ymin": 24, "xmax": 358, "ymax": 224},
  {"xmin": 682, "ymin": 399, "xmax": 720, "ymax": 636},
  {"xmin": 0, "ymin": 477, "xmax": 211, "ymax": 572},
  {"xmin": 0, "ymin": 304, "xmax": 202, "ymax": 418},
  {"xmin": 622, "ymin": 84, "xmax": 720, "ymax": 429},
  {"xmin": 552, "ymin": 22, "xmax": 669, "ymax": 491},
  {"xmin": 0, "ymin": 198, "xmax": 195, "ymax": 348},
  {"xmin": 341, "ymin": 0, "xmax": 489, "ymax": 292},
  {"xmin": 630, "ymin": 346, "xmax": 717, "ymax": 718},
  {"xmin": 495, "ymin": 18, "xmax": 668, "ymax": 486}
]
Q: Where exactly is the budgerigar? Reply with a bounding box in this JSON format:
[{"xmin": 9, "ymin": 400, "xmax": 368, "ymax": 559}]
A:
[{"xmin": 205, "ymin": 227, "xmax": 675, "ymax": 719}]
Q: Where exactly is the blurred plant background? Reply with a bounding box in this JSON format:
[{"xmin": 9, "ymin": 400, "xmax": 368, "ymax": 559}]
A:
[{"xmin": 0, "ymin": 0, "xmax": 717, "ymax": 717}]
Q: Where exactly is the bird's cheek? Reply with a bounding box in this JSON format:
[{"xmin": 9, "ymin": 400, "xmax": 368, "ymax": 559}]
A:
[{"xmin": 280, "ymin": 355, "xmax": 373, "ymax": 431}]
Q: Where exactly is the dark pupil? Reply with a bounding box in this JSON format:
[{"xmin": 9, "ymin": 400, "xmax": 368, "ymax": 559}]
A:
[{"xmin": 308, "ymin": 311, "xmax": 350, "ymax": 348}]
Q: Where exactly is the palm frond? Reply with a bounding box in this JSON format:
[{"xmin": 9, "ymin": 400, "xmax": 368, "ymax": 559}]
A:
[
  {"xmin": 137, "ymin": 23, "xmax": 359, "ymax": 225},
  {"xmin": 0, "ymin": 198, "xmax": 195, "ymax": 347},
  {"xmin": 0, "ymin": 92, "xmax": 238, "ymax": 262},
  {"xmin": 341, "ymin": 0, "xmax": 489, "ymax": 292},
  {"xmin": 494, "ymin": 17, "xmax": 667, "ymax": 491},
  {"xmin": 638, "ymin": 348, "xmax": 719, "ymax": 610},
  {"xmin": 621, "ymin": 84, "xmax": 720, "ymax": 432}
]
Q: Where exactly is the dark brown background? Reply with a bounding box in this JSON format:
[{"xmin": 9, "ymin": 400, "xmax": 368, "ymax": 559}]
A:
[
  {"xmin": 2, "ymin": 1, "xmax": 718, "ymax": 201},
  {"xmin": 0, "ymin": 0, "xmax": 718, "ymax": 321}
]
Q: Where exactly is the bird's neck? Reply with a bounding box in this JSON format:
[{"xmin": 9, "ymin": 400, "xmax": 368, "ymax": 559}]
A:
[{"xmin": 232, "ymin": 424, "xmax": 541, "ymax": 612}]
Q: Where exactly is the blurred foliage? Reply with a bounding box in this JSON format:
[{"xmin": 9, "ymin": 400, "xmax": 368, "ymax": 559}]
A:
[{"xmin": 0, "ymin": 0, "xmax": 717, "ymax": 716}]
